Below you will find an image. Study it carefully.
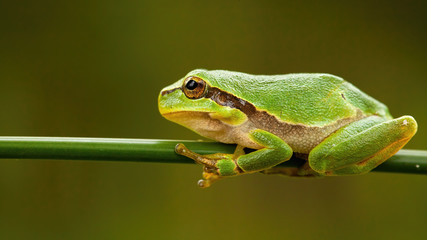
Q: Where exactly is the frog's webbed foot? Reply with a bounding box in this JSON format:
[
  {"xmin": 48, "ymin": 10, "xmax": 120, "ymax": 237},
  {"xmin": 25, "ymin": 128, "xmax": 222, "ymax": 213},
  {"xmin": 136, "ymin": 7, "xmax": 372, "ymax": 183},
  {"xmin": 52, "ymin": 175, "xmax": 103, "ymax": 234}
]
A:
[
  {"xmin": 199, "ymin": 166, "xmax": 222, "ymax": 188},
  {"xmin": 175, "ymin": 143, "xmax": 240, "ymax": 188}
]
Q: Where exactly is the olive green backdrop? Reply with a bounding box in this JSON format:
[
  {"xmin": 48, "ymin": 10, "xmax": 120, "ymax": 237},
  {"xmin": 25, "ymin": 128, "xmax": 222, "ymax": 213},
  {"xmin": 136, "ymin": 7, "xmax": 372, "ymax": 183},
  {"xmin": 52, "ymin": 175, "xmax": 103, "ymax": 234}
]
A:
[{"xmin": 1, "ymin": 1, "xmax": 426, "ymax": 239}]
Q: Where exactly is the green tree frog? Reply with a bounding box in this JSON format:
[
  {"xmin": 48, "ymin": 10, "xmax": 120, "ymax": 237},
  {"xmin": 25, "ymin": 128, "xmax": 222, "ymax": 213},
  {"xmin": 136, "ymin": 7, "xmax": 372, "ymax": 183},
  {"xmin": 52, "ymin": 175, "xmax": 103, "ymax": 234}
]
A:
[{"xmin": 158, "ymin": 69, "xmax": 417, "ymax": 187}]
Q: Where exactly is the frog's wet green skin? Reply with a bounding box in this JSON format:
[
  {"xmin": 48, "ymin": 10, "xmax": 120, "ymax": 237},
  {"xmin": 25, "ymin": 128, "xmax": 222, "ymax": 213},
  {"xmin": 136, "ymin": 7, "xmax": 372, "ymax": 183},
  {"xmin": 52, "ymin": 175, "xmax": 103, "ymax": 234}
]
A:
[{"xmin": 158, "ymin": 69, "xmax": 417, "ymax": 187}]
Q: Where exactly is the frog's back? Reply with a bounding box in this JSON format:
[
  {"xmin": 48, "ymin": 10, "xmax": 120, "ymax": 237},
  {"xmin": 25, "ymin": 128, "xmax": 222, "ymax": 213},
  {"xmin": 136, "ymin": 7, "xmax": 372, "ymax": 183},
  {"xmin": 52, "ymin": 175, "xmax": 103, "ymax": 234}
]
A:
[{"xmin": 193, "ymin": 69, "xmax": 391, "ymax": 126}]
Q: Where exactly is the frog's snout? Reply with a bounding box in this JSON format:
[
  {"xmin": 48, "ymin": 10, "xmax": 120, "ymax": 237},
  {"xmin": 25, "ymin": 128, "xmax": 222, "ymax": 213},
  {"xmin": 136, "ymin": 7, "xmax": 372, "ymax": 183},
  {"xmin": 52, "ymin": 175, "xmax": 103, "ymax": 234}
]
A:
[{"xmin": 160, "ymin": 87, "xmax": 180, "ymax": 96}]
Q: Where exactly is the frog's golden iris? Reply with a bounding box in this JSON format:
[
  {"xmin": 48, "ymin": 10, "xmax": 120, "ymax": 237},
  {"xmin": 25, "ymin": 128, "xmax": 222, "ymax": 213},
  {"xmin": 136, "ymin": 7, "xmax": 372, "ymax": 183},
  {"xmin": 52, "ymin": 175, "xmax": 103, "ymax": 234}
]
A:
[{"xmin": 182, "ymin": 76, "xmax": 207, "ymax": 99}]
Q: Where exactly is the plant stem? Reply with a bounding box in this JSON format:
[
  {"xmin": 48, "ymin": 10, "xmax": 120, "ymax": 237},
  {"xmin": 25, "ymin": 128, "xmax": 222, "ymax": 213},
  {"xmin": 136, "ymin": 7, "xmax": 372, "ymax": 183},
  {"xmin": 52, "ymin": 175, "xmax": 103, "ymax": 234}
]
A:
[{"xmin": 0, "ymin": 137, "xmax": 425, "ymax": 174}]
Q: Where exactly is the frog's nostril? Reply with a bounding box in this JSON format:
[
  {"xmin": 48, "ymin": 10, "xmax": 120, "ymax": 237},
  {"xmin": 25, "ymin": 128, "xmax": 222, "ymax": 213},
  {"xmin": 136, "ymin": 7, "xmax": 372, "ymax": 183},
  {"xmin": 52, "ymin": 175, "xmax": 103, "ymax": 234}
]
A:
[{"xmin": 161, "ymin": 87, "xmax": 180, "ymax": 96}]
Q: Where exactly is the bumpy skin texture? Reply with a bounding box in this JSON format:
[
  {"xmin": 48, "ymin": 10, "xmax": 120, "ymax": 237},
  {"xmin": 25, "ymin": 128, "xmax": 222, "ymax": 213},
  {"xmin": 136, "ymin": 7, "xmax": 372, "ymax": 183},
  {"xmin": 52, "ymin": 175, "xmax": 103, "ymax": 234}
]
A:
[{"xmin": 159, "ymin": 69, "xmax": 417, "ymax": 187}]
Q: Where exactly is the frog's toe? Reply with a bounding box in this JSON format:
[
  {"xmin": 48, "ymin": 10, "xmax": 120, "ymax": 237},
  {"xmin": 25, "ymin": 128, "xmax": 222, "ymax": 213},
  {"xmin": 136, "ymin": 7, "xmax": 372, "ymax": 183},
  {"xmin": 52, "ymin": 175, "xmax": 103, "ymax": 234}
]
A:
[
  {"xmin": 175, "ymin": 143, "xmax": 217, "ymax": 167},
  {"xmin": 197, "ymin": 179, "xmax": 208, "ymax": 188},
  {"xmin": 198, "ymin": 169, "xmax": 223, "ymax": 188},
  {"xmin": 197, "ymin": 178, "xmax": 216, "ymax": 188}
]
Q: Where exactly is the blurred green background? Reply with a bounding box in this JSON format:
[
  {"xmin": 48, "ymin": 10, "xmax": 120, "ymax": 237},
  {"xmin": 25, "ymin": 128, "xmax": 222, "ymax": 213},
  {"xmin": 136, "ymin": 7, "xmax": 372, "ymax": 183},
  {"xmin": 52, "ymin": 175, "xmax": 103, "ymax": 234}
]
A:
[{"xmin": 1, "ymin": 1, "xmax": 426, "ymax": 239}]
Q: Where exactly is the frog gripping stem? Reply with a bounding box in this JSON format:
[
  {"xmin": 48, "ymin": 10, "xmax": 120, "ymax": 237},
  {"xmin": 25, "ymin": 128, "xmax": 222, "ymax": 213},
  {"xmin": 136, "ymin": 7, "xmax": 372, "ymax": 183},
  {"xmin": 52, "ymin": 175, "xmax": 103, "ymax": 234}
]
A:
[
  {"xmin": 175, "ymin": 129, "xmax": 293, "ymax": 188},
  {"xmin": 175, "ymin": 143, "xmax": 241, "ymax": 188},
  {"xmin": 175, "ymin": 143, "xmax": 217, "ymax": 167}
]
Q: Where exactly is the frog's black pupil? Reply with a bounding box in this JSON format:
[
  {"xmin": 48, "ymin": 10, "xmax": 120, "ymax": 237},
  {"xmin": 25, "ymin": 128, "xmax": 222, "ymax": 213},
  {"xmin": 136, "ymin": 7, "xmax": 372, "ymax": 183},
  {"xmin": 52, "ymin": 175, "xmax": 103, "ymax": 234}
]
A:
[{"xmin": 186, "ymin": 80, "xmax": 198, "ymax": 90}]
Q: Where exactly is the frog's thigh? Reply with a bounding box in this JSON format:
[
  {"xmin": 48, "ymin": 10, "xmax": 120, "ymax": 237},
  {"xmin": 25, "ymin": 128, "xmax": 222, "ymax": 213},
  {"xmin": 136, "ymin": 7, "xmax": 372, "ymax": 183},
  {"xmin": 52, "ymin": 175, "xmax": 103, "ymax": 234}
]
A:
[
  {"xmin": 236, "ymin": 129, "xmax": 293, "ymax": 173},
  {"xmin": 309, "ymin": 115, "xmax": 417, "ymax": 175}
]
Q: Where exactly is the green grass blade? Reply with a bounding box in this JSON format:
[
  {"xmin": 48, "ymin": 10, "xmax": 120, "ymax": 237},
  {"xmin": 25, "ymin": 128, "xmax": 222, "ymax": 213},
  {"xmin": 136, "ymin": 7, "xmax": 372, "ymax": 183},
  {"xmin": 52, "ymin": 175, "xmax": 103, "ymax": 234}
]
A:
[{"xmin": 0, "ymin": 137, "xmax": 425, "ymax": 174}]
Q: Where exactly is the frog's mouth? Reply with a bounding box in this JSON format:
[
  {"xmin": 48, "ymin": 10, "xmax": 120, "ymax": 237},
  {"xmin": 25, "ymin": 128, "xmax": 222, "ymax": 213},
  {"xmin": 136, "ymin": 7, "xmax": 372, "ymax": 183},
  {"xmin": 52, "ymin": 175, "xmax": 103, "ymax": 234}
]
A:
[{"xmin": 162, "ymin": 111, "xmax": 233, "ymax": 141}]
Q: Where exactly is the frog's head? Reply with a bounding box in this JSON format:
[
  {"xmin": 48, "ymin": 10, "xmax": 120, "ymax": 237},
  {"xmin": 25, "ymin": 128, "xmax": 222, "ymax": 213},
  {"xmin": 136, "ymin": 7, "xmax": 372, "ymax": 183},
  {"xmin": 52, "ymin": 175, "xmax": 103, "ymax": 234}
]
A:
[{"xmin": 158, "ymin": 69, "xmax": 248, "ymax": 140}]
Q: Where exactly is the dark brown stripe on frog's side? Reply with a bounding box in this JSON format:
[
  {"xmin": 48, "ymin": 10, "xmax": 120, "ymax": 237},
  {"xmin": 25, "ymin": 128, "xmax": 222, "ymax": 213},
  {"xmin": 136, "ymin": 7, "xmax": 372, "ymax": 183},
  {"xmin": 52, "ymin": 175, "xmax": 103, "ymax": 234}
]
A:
[
  {"xmin": 205, "ymin": 87, "xmax": 257, "ymax": 115},
  {"xmin": 205, "ymin": 87, "xmax": 299, "ymax": 134},
  {"xmin": 161, "ymin": 87, "xmax": 180, "ymax": 96},
  {"xmin": 205, "ymin": 87, "xmax": 309, "ymax": 133},
  {"xmin": 204, "ymin": 87, "xmax": 365, "ymax": 153},
  {"xmin": 205, "ymin": 87, "xmax": 360, "ymax": 129}
]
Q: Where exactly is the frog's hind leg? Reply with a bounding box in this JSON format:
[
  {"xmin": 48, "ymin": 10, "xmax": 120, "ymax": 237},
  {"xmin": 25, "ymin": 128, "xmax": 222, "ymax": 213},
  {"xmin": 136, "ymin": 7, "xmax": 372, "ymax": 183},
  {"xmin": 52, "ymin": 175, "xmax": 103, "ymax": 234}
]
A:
[{"xmin": 308, "ymin": 115, "xmax": 417, "ymax": 176}]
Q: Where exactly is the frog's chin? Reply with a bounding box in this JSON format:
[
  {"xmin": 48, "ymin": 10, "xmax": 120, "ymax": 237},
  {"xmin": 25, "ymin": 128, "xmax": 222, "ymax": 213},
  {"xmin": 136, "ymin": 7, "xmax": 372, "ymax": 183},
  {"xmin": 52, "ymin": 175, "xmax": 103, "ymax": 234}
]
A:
[
  {"xmin": 161, "ymin": 111, "xmax": 261, "ymax": 149},
  {"xmin": 162, "ymin": 111, "xmax": 231, "ymax": 140}
]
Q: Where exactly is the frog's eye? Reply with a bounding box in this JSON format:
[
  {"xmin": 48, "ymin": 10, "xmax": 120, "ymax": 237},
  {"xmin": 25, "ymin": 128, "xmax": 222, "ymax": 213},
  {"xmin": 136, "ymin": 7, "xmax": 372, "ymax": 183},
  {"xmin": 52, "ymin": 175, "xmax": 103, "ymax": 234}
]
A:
[{"xmin": 182, "ymin": 76, "xmax": 207, "ymax": 99}]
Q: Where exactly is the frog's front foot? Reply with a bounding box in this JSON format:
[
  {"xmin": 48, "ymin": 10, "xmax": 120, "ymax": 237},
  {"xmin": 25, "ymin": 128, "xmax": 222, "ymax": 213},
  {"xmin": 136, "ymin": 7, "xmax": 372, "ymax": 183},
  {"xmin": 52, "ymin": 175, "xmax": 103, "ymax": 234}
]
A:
[
  {"xmin": 175, "ymin": 143, "xmax": 217, "ymax": 167},
  {"xmin": 175, "ymin": 143, "xmax": 240, "ymax": 188},
  {"xmin": 198, "ymin": 166, "xmax": 222, "ymax": 188}
]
